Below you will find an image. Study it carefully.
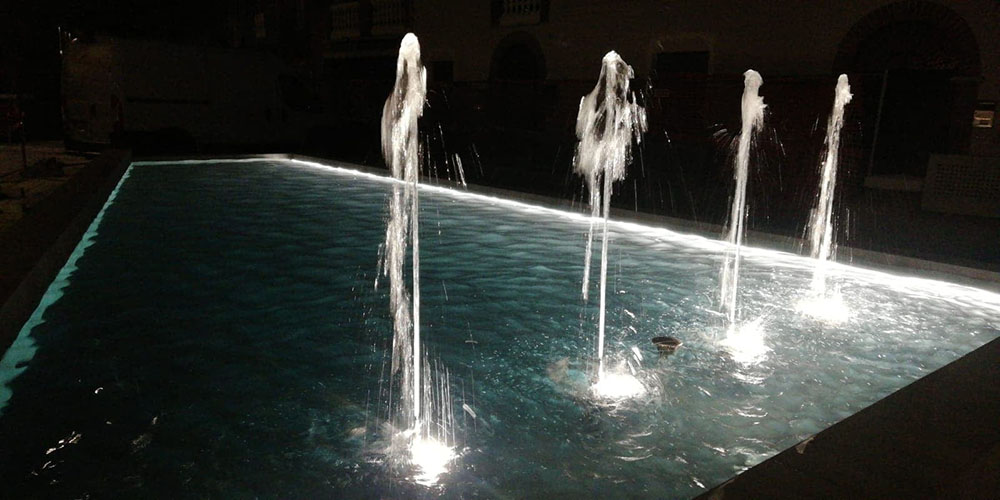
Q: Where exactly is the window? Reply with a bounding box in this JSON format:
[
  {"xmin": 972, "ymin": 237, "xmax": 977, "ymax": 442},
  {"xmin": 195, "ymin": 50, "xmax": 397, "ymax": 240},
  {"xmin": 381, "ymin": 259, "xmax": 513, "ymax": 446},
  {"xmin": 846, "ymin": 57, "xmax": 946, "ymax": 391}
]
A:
[
  {"xmin": 254, "ymin": 12, "xmax": 266, "ymax": 39},
  {"xmin": 653, "ymin": 51, "xmax": 709, "ymax": 77},
  {"xmin": 492, "ymin": 0, "xmax": 549, "ymax": 26}
]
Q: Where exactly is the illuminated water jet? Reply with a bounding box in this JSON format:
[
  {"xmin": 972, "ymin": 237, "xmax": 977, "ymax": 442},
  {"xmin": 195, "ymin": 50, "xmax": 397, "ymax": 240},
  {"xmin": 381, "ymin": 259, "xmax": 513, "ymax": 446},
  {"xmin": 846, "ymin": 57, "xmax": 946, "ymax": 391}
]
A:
[
  {"xmin": 807, "ymin": 74, "xmax": 852, "ymax": 287},
  {"xmin": 379, "ymin": 33, "xmax": 456, "ymax": 483},
  {"xmin": 720, "ymin": 70, "xmax": 766, "ymax": 326},
  {"xmin": 800, "ymin": 75, "xmax": 853, "ymax": 323},
  {"xmin": 381, "ymin": 32, "xmax": 426, "ymax": 429},
  {"xmin": 574, "ymin": 51, "xmax": 646, "ymax": 381}
]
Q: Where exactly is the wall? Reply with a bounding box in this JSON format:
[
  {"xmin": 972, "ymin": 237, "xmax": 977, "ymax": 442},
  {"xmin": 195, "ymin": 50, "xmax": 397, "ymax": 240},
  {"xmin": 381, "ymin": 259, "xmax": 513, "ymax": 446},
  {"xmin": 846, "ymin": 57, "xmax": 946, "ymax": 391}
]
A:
[{"xmin": 413, "ymin": 0, "xmax": 1000, "ymax": 155}]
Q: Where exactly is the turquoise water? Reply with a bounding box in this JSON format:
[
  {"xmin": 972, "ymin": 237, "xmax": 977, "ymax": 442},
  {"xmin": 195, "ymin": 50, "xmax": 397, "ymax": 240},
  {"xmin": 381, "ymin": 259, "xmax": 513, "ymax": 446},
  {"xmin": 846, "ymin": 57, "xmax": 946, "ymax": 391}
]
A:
[{"xmin": 1, "ymin": 159, "xmax": 998, "ymax": 498}]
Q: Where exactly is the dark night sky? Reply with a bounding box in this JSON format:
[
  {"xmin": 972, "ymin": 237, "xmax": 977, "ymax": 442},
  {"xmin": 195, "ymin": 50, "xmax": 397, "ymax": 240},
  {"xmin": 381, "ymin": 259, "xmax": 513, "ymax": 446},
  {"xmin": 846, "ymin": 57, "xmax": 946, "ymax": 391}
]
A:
[
  {"xmin": 0, "ymin": 0, "xmax": 229, "ymax": 136},
  {"xmin": 9, "ymin": 0, "xmax": 228, "ymax": 39},
  {"xmin": 2, "ymin": 0, "xmax": 229, "ymax": 91}
]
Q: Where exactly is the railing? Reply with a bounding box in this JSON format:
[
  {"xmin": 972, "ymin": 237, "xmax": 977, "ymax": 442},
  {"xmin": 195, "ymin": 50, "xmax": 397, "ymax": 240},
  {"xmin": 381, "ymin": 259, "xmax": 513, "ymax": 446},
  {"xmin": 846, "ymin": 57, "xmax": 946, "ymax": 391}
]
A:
[
  {"xmin": 330, "ymin": 2, "xmax": 361, "ymax": 39},
  {"xmin": 922, "ymin": 154, "xmax": 1000, "ymax": 217},
  {"xmin": 371, "ymin": 0, "xmax": 408, "ymax": 35},
  {"xmin": 499, "ymin": 0, "xmax": 543, "ymax": 26}
]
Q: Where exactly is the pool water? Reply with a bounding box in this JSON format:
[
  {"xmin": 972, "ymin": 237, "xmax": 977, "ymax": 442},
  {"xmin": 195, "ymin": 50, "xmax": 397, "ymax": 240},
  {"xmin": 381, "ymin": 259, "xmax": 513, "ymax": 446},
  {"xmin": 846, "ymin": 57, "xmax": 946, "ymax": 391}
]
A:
[{"xmin": 1, "ymin": 160, "xmax": 998, "ymax": 498}]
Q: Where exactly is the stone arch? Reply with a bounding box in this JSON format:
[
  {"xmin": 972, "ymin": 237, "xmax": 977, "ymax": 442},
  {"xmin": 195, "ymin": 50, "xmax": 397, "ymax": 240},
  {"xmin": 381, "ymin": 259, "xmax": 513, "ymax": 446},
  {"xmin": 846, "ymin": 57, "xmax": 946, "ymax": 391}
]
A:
[
  {"xmin": 489, "ymin": 31, "xmax": 546, "ymax": 81},
  {"xmin": 834, "ymin": 1, "xmax": 983, "ymax": 175},
  {"xmin": 833, "ymin": 0, "xmax": 980, "ymax": 76}
]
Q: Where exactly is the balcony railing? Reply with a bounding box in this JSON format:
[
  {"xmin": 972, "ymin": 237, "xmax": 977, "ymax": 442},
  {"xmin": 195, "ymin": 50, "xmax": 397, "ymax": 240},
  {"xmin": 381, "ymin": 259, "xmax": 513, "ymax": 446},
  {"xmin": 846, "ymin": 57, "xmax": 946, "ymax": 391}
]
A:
[
  {"xmin": 371, "ymin": 0, "xmax": 407, "ymax": 35},
  {"xmin": 330, "ymin": 2, "xmax": 361, "ymax": 39},
  {"xmin": 499, "ymin": 0, "xmax": 543, "ymax": 26}
]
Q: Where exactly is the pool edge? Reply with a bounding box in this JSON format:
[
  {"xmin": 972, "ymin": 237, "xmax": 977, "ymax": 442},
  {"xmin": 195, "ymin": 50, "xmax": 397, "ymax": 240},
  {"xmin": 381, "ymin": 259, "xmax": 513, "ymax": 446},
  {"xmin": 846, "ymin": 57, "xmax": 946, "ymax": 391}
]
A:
[
  {"xmin": 289, "ymin": 153, "xmax": 1000, "ymax": 292},
  {"xmin": 126, "ymin": 153, "xmax": 1000, "ymax": 293},
  {"xmin": 695, "ymin": 335, "xmax": 1000, "ymax": 499},
  {"xmin": 0, "ymin": 149, "xmax": 132, "ymax": 356}
]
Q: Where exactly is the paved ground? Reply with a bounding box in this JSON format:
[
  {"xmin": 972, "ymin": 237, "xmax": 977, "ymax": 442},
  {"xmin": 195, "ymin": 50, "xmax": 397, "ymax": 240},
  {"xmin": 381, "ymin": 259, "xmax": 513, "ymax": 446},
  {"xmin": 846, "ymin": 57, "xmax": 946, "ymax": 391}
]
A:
[
  {"xmin": 0, "ymin": 141, "xmax": 98, "ymax": 232},
  {"xmin": 0, "ymin": 146, "xmax": 130, "ymax": 356}
]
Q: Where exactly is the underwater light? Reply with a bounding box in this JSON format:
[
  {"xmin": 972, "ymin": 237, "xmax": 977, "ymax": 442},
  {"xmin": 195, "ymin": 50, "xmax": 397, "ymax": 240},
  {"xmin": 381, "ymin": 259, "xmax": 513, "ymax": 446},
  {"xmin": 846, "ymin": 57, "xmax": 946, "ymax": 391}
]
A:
[
  {"xmin": 410, "ymin": 435, "xmax": 455, "ymax": 486},
  {"xmin": 720, "ymin": 318, "xmax": 770, "ymax": 365},
  {"xmin": 591, "ymin": 372, "xmax": 647, "ymax": 400},
  {"xmin": 797, "ymin": 293, "xmax": 850, "ymax": 324}
]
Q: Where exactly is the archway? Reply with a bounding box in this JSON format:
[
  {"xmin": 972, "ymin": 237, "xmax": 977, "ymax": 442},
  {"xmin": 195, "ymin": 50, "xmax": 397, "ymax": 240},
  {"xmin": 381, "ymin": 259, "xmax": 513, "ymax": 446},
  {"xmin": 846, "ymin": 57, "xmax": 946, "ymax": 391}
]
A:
[
  {"xmin": 488, "ymin": 32, "xmax": 547, "ymax": 133},
  {"xmin": 489, "ymin": 31, "xmax": 546, "ymax": 82},
  {"xmin": 835, "ymin": 1, "xmax": 981, "ymax": 177}
]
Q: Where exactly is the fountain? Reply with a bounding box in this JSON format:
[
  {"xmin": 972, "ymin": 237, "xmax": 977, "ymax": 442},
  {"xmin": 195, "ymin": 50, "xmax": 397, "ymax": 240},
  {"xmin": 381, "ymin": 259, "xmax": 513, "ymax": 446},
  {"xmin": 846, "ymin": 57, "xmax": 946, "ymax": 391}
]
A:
[
  {"xmin": 6, "ymin": 56, "xmax": 1000, "ymax": 498},
  {"xmin": 719, "ymin": 70, "xmax": 766, "ymax": 326},
  {"xmin": 799, "ymin": 75, "xmax": 853, "ymax": 323},
  {"xmin": 379, "ymin": 32, "xmax": 454, "ymax": 482},
  {"xmin": 573, "ymin": 51, "xmax": 647, "ymax": 393}
]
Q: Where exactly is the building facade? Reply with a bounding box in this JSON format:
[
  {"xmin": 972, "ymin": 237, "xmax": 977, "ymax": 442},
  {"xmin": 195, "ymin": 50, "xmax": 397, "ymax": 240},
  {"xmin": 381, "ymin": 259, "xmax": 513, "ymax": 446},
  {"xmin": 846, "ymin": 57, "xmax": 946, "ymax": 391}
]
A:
[{"xmin": 233, "ymin": 0, "xmax": 1000, "ymax": 222}]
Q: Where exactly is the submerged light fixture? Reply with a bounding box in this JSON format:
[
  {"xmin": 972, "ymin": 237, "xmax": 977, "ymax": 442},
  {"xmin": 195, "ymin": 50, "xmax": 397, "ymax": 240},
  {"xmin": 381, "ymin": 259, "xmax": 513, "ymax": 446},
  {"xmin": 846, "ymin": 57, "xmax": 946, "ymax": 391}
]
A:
[
  {"xmin": 797, "ymin": 290, "xmax": 850, "ymax": 325},
  {"xmin": 591, "ymin": 371, "xmax": 647, "ymax": 400},
  {"xmin": 720, "ymin": 317, "xmax": 770, "ymax": 365},
  {"xmin": 409, "ymin": 435, "xmax": 456, "ymax": 486}
]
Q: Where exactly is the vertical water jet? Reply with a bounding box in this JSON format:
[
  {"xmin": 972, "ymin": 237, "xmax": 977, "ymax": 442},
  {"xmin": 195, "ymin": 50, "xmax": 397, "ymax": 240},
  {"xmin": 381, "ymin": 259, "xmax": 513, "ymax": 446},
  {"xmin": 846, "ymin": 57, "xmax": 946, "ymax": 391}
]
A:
[
  {"xmin": 574, "ymin": 51, "xmax": 646, "ymax": 380},
  {"xmin": 380, "ymin": 32, "xmax": 426, "ymax": 432},
  {"xmin": 720, "ymin": 70, "xmax": 766, "ymax": 325},
  {"xmin": 807, "ymin": 74, "xmax": 852, "ymax": 293},
  {"xmin": 796, "ymin": 75, "xmax": 853, "ymax": 324},
  {"xmin": 379, "ymin": 33, "xmax": 457, "ymax": 484}
]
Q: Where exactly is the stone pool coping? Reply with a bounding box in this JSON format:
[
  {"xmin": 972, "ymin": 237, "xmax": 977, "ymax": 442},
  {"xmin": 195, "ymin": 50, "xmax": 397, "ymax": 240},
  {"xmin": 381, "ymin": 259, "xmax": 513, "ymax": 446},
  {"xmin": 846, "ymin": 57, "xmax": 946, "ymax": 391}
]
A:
[
  {"xmin": 282, "ymin": 154, "xmax": 1000, "ymax": 292},
  {"xmin": 695, "ymin": 335, "xmax": 1000, "ymax": 499},
  {"xmin": 1, "ymin": 151, "xmax": 998, "ymax": 498},
  {"xmin": 0, "ymin": 149, "xmax": 131, "ymax": 356}
]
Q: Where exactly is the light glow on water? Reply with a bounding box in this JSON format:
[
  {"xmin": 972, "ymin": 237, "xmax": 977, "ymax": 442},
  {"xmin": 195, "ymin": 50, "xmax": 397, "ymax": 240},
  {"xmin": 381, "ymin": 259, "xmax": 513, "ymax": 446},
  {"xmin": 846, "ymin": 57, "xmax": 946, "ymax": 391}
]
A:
[
  {"xmin": 591, "ymin": 371, "xmax": 647, "ymax": 400},
  {"xmin": 131, "ymin": 159, "xmax": 1000, "ymax": 323},
  {"xmin": 409, "ymin": 435, "xmax": 456, "ymax": 486},
  {"xmin": 797, "ymin": 292, "xmax": 850, "ymax": 324},
  {"xmin": 280, "ymin": 159, "xmax": 1000, "ymax": 309},
  {"xmin": 720, "ymin": 318, "xmax": 770, "ymax": 365}
]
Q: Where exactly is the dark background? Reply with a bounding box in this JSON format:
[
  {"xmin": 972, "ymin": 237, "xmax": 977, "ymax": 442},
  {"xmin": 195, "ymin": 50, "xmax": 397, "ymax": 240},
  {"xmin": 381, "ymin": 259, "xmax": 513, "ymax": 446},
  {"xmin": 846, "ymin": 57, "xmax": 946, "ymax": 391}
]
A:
[{"xmin": 2, "ymin": 0, "xmax": 998, "ymax": 269}]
